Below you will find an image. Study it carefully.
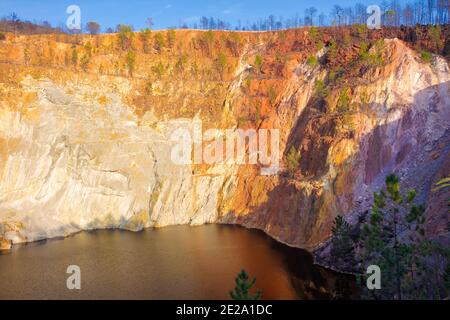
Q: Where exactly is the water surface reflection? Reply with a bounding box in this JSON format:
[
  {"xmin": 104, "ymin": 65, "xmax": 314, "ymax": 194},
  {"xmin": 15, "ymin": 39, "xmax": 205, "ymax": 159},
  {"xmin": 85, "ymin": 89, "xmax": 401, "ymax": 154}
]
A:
[{"xmin": 0, "ymin": 225, "xmax": 345, "ymax": 299}]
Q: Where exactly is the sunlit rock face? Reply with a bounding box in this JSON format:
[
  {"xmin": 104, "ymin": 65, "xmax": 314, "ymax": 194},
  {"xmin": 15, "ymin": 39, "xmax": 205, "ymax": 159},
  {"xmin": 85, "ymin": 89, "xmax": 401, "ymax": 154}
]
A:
[
  {"xmin": 0, "ymin": 31, "xmax": 448, "ymax": 251},
  {"xmin": 0, "ymin": 77, "xmax": 238, "ymax": 243},
  {"xmin": 0, "ymin": 236, "xmax": 11, "ymax": 250}
]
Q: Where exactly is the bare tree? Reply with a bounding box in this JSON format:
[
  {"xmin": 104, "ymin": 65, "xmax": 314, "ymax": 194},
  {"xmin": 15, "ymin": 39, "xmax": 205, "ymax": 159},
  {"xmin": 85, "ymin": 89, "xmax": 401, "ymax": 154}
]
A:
[
  {"xmin": 331, "ymin": 5, "xmax": 344, "ymax": 26},
  {"xmin": 146, "ymin": 17, "xmax": 154, "ymax": 30},
  {"xmin": 8, "ymin": 12, "xmax": 19, "ymax": 22},
  {"xmin": 200, "ymin": 16, "xmax": 209, "ymax": 29},
  {"xmin": 343, "ymin": 7, "xmax": 354, "ymax": 25},
  {"xmin": 268, "ymin": 15, "xmax": 275, "ymax": 30},
  {"xmin": 427, "ymin": 0, "xmax": 436, "ymax": 24},
  {"xmin": 8, "ymin": 12, "xmax": 20, "ymax": 37},
  {"xmin": 417, "ymin": 0, "xmax": 427, "ymax": 24},
  {"xmin": 403, "ymin": 4, "xmax": 414, "ymax": 25},
  {"xmin": 79, "ymin": 1, "xmax": 448, "ymax": 32},
  {"xmin": 436, "ymin": 0, "xmax": 448, "ymax": 24},
  {"xmin": 305, "ymin": 7, "xmax": 317, "ymax": 26},
  {"xmin": 354, "ymin": 3, "xmax": 367, "ymax": 24},
  {"xmin": 318, "ymin": 12, "xmax": 326, "ymax": 26},
  {"xmin": 389, "ymin": 0, "xmax": 402, "ymax": 26}
]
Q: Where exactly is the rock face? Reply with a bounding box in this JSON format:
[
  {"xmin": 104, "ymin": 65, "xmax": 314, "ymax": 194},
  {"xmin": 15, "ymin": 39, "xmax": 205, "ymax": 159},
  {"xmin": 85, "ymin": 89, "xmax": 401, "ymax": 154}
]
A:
[
  {"xmin": 0, "ymin": 237, "xmax": 11, "ymax": 250},
  {"xmin": 0, "ymin": 30, "xmax": 448, "ymax": 252},
  {"xmin": 0, "ymin": 76, "xmax": 238, "ymax": 242},
  {"xmin": 226, "ymin": 39, "xmax": 450, "ymax": 249}
]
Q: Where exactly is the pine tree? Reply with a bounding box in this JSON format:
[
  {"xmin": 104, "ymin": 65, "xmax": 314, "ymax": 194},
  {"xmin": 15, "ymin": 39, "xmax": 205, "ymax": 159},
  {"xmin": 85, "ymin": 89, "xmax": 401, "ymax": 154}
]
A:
[
  {"xmin": 359, "ymin": 174, "xmax": 449, "ymax": 299},
  {"xmin": 229, "ymin": 269, "xmax": 262, "ymax": 300},
  {"xmin": 331, "ymin": 215, "xmax": 355, "ymax": 266},
  {"xmin": 333, "ymin": 274, "xmax": 352, "ymax": 300},
  {"xmin": 330, "ymin": 215, "xmax": 355, "ymax": 299},
  {"xmin": 360, "ymin": 175, "xmax": 412, "ymax": 299}
]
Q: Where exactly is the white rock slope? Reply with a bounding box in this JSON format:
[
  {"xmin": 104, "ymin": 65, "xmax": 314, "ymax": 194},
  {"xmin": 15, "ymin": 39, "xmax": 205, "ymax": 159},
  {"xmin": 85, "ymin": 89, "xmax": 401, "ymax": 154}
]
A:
[{"xmin": 0, "ymin": 76, "xmax": 237, "ymax": 243}]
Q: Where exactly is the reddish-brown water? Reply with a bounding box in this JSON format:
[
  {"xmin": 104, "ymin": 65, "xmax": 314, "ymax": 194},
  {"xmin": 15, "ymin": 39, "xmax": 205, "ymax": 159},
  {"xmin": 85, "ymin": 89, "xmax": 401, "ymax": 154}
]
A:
[{"xmin": 0, "ymin": 225, "xmax": 341, "ymax": 299}]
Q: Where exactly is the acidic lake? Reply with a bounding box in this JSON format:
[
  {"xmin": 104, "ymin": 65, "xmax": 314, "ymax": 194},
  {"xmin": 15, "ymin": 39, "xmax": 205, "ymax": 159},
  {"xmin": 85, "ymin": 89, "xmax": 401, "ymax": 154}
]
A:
[{"xmin": 0, "ymin": 225, "xmax": 344, "ymax": 299}]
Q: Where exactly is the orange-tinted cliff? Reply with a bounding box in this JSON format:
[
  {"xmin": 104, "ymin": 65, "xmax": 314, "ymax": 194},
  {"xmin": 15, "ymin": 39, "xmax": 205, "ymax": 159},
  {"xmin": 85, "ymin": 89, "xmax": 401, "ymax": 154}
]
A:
[{"xmin": 0, "ymin": 26, "xmax": 448, "ymax": 252}]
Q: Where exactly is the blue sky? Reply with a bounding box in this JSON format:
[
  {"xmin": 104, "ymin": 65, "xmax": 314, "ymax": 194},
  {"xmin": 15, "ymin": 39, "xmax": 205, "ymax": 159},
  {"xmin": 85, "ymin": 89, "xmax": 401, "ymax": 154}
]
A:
[{"xmin": 1, "ymin": 0, "xmax": 405, "ymax": 30}]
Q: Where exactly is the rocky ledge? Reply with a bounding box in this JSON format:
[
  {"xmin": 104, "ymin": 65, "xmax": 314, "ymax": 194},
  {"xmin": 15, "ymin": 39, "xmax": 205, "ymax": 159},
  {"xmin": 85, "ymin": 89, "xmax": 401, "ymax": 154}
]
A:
[{"xmin": 0, "ymin": 237, "xmax": 11, "ymax": 251}]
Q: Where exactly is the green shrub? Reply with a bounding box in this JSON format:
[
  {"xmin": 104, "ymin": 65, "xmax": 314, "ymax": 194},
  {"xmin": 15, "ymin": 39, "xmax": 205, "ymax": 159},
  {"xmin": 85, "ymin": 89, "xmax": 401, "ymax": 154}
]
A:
[
  {"xmin": 337, "ymin": 88, "xmax": 351, "ymax": 113},
  {"xmin": 204, "ymin": 30, "xmax": 214, "ymax": 43},
  {"xmin": 227, "ymin": 32, "xmax": 242, "ymax": 57},
  {"xmin": 286, "ymin": 146, "xmax": 301, "ymax": 176},
  {"xmin": 117, "ymin": 24, "xmax": 134, "ymax": 50},
  {"xmin": 428, "ymin": 25, "xmax": 443, "ymax": 51},
  {"xmin": 71, "ymin": 48, "xmax": 78, "ymax": 66},
  {"xmin": 328, "ymin": 66, "xmax": 344, "ymax": 84},
  {"xmin": 198, "ymin": 30, "xmax": 214, "ymax": 55},
  {"xmin": 144, "ymin": 80, "xmax": 153, "ymax": 94},
  {"xmin": 314, "ymin": 80, "xmax": 328, "ymax": 99},
  {"xmin": 309, "ymin": 26, "xmax": 320, "ymax": 45},
  {"xmin": 359, "ymin": 90, "xmax": 371, "ymax": 106},
  {"xmin": 255, "ymin": 101, "xmax": 261, "ymax": 123},
  {"xmin": 230, "ymin": 32, "xmax": 241, "ymax": 45},
  {"xmin": 433, "ymin": 176, "xmax": 450, "ymax": 192},
  {"xmin": 420, "ymin": 51, "xmax": 433, "ymax": 64},
  {"xmin": 80, "ymin": 55, "xmax": 90, "ymax": 71},
  {"xmin": 355, "ymin": 24, "xmax": 368, "ymax": 39},
  {"xmin": 268, "ymin": 86, "xmax": 277, "ymax": 106},
  {"xmin": 215, "ymin": 52, "xmax": 228, "ymax": 78},
  {"xmin": 139, "ymin": 28, "xmax": 152, "ymax": 53},
  {"xmin": 237, "ymin": 116, "xmax": 247, "ymax": 127},
  {"xmin": 358, "ymin": 41, "xmax": 369, "ymax": 57},
  {"xmin": 23, "ymin": 46, "xmax": 30, "ymax": 65},
  {"xmin": 343, "ymin": 34, "xmax": 352, "ymax": 48},
  {"xmin": 126, "ymin": 51, "xmax": 136, "ymax": 76},
  {"xmin": 328, "ymin": 70, "xmax": 337, "ymax": 83},
  {"xmin": 359, "ymin": 40, "xmax": 384, "ymax": 68},
  {"xmin": 254, "ymin": 54, "xmax": 263, "ymax": 73},
  {"xmin": 0, "ymin": 33, "xmax": 6, "ymax": 41},
  {"xmin": 326, "ymin": 39, "xmax": 338, "ymax": 62},
  {"xmin": 166, "ymin": 29, "xmax": 176, "ymax": 48},
  {"xmin": 152, "ymin": 61, "xmax": 166, "ymax": 78},
  {"xmin": 154, "ymin": 33, "xmax": 165, "ymax": 52},
  {"xmin": 190, "ymin": 61, "xmax": 199, "ymax": 76},
  {"xmin": 244, "ymin": 78, "xmax": 252, "ymax": 93},
  {"xmin": 307, "ymin": 55, "xmax": 319, "ymax": 66},
  {"xmin": 175, "ymin": 55, "xmax": 187, "ymax": 72}
]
